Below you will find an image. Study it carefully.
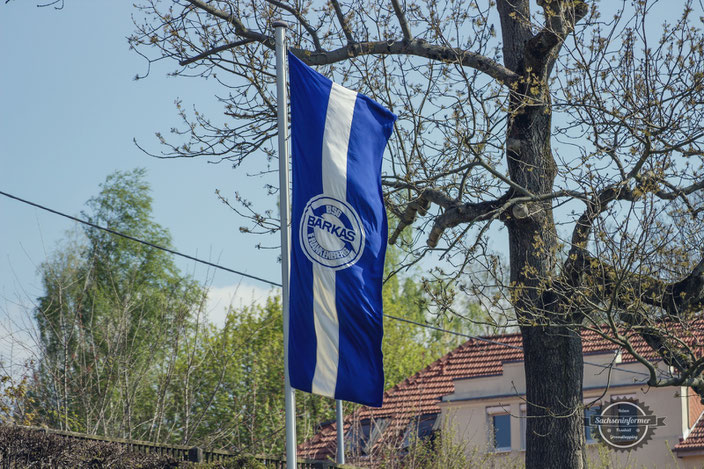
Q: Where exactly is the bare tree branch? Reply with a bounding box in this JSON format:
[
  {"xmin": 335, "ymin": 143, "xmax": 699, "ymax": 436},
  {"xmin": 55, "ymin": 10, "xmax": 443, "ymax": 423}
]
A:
[
  {"xmin": 183, "ymin": 0, "xmax": 274, "ymax": 47},
  {"xmin": 391, "ymin": 0, "xmax": 412, "ymax": 41},
  {"xmin": 183, "ymin": 0, "xmax": 519, "ymax": 85},
  {"xmin": 294, "ymin": 40, "xmax": 519, "ymax": 85},
  {"xmin": 179, "ymin": 39, "xmax": 255, "ymax": 66},
  {"xmin": 330, "ymin": 0, "xmax": 355, "ymax": 44},
  {"xmin": 264, "ymin": 0, "xmax": 322, "ymax": 51}
]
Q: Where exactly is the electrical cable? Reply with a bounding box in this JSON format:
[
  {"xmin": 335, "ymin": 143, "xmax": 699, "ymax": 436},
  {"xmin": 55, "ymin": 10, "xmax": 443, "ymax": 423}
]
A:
[
  {"xmin": 0, "ymin": 189, "xmax": 652, "ymax": 378},
  {"xmin": 0, "ymin": 189, "xmax": 280, "ymax": 288}
]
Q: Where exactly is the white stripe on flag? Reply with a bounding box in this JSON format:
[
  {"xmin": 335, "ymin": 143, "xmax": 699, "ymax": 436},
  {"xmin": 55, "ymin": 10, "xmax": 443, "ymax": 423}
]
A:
[
  {"xmin": 321, "ymin": 83, "xmax": 356, "ymax": 200},
  {"xmin": 311, "ymin": 265, "xmax": 337, "ymax": 397},
  {"xmin": 311, "ymin": 83, "xmax": 358, "ymax": 397}
]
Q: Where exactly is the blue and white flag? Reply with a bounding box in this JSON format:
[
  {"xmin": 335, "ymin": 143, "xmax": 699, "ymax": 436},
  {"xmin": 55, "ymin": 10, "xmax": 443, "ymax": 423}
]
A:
[{"xmin": 287, "ymin": 52, "xmax": 396, "ymax": 407}]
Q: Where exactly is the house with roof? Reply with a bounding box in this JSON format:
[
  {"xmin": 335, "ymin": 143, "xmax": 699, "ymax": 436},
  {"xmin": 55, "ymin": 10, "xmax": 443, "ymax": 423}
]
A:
[{"xmin": 299, "ymin": 329, "xmax": 704, "ymax": 468}]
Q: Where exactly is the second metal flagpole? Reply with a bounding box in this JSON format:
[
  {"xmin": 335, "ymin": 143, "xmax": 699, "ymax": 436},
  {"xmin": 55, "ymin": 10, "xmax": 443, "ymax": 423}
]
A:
[
  {"xmin": 273, "ymin": 20, "xmax": 297, "ymax": 469},
  {"xmin": 336, "ymin": 400, "xmax": 345, "ymax": 464}
]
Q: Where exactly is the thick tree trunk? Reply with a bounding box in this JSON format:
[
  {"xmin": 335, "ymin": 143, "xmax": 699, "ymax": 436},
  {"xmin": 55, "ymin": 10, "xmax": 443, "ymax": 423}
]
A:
[
  {"xmin": 506, "ymin": 195, "xmax": 586, "ymax": 468},
  {"xmin": 505, "ymin": 115, "xmax": 587, "ymax": 468},
  {"xmin": 504, "ymin": 41, "xmax": 586, "ymax": 466},
  {"xmin": 506, "ymin": 137, "xmax": 587, "ymax": 468},
  {"xmin": 522, "ymin": 326, "xmax": 585, "ymax": 469}
]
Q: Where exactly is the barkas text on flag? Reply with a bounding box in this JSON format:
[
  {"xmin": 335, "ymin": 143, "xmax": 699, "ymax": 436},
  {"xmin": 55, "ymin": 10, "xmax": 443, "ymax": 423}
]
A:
[{"xmin": 287, "ymin": 52, "xmax": 397, "ymax": 407}]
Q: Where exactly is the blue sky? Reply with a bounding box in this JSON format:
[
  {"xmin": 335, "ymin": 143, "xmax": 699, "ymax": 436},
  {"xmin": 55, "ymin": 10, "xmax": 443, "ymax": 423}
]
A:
[{"xmin": 0, "ymin": 1, "xmax": 280, "ymax": 329}]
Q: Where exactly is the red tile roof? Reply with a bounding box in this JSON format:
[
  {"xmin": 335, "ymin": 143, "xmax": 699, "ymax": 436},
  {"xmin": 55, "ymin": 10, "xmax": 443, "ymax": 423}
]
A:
[
  {"xmin": 299, "ymin": 325, "xmax": 704, "ymax": 461},
  {"xmin": 674, "ymin": 411, "xmax": 704, "ymax": 452},
  {"xmin": 689, "ymin": 392, "xmax": 704, "ymax": 428}
]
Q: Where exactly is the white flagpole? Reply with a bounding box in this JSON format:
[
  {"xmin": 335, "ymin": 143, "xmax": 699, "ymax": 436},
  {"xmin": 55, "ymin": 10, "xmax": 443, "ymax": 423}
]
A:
[
  {"xmin": 273, "ymin": 20, "xmax": 296, "ymax": 469},
  {"xmin": 336, "ymin": 400, "xmax": 345, "ymax": 464}
]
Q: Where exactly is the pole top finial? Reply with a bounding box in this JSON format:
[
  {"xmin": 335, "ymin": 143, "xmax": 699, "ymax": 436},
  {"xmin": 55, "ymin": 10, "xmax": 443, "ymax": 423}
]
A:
[{"xmin": 273, "ymin": 20, "xmax": 289, "ymax": 29}]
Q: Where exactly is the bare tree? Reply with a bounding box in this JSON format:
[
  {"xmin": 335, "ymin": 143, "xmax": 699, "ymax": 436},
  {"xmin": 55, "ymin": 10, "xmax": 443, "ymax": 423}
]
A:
[{"xmin": 129, "ymin": 1, "xmax": 704, "ymax": 467}]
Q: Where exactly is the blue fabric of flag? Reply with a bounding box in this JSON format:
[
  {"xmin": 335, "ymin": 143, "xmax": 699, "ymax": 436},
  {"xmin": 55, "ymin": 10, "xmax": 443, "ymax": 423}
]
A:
[{"xmin": 288, "ymin": 52, "xmax": 396, "ymax": 407}]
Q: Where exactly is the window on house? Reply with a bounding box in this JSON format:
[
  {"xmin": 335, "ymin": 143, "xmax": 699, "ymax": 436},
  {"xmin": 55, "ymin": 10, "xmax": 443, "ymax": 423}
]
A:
[
  {"xmin": 401, "ymin": 413, "xmax": 438, "ymax": 449},
  {"xmin": 584, "ymin": 405, "xmax": 602, "ymax": 443},
  {"xmin": 346, "ymin": 419, "xmax": 370, "ymax": 455},
  {"xmin": 346, "ymin": 418, "xmax": 388, "ymax": 455},
  {"xmin": 491, "ymin": 413, "xmax": 512, "ymax": 451},
  {"xmin": 369, "ymin": 418, "xmax": 389, "ymax": 450}
]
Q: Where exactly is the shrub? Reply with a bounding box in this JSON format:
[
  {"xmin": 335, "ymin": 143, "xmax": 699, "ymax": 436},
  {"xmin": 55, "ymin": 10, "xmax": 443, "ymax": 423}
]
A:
[{"xmin": 0, "ymin": 425, "xmax": 180, "ymax": 468}]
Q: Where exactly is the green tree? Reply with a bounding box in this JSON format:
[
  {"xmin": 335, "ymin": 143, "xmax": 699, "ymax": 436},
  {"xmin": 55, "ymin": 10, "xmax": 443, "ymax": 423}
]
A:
[
  {"xmin": 32, "ymin": 168, "xmax": 205, "ymax": 439},
  {"xmin": 160, "ymin": 298, "xmax": 291, "ymax": 452}
]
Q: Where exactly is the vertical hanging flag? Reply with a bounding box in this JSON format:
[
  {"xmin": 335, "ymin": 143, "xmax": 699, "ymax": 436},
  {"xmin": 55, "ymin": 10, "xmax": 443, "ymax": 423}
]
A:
[{"xmin": 287, "ymin": 52, "xmax": 396, "ymax": 407}]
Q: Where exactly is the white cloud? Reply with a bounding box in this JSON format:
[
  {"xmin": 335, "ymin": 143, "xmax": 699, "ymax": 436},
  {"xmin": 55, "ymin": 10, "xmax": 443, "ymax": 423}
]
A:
[{"xmin": 205, "ymin": 283, "xmax": 280, "ymax": 327}]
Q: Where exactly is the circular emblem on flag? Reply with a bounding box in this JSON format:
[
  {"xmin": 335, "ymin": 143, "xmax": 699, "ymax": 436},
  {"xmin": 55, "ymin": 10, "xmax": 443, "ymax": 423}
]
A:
[{"xmin": 300, "ymin": 195, "xmax": 365, "ymax": 270}]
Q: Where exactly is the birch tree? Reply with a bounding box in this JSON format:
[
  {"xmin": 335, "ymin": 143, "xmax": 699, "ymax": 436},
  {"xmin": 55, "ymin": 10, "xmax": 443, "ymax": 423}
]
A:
[{"xmin": 33, "ymin": 169, "xmax": 205, "ymax": 438}]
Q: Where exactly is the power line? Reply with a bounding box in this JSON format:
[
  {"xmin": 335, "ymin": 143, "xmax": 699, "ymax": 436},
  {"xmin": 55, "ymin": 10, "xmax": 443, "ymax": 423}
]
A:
[
  {"xmin": 0, "ymin": 189, "xmax": 281, "ymax": 288},
  {"xmin": 383, "ymin": 313, "xmax": 522, "ymax": 349},
  {"xmin": 0, "ymin": 189, "xmax": 651, "ymax": 378}
]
